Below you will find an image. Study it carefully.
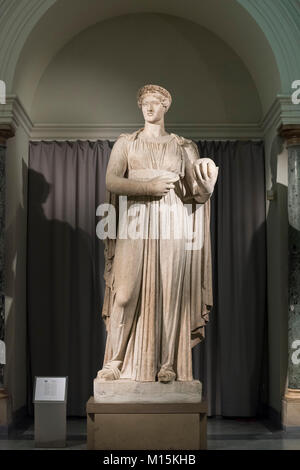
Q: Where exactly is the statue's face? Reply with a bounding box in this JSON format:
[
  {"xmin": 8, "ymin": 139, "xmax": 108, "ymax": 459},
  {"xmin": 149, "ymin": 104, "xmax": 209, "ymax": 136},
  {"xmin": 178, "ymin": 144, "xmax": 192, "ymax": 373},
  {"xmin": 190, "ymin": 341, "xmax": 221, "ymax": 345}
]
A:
[{"xmin": 141, "ymin": 93, "xmax": 166, "ymax": 123}]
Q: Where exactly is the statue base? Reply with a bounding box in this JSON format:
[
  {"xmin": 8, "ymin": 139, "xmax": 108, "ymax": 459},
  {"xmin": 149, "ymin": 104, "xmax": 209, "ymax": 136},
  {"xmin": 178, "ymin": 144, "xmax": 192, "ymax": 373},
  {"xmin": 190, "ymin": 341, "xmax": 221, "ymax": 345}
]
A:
[
  {"xmin": 0, "ymin": 389, "xmax": 12, "ymax": 434},
  {"xmin": 93, "ymin": 379, "xmax": 202, "ymax": 403},
  {"xmin": 282, "ymin": 389, "xmax": 300, "ymax": 430},
  {"xmin": 86, "ymin": 396, "xmax": 207, "ymax": 450}
]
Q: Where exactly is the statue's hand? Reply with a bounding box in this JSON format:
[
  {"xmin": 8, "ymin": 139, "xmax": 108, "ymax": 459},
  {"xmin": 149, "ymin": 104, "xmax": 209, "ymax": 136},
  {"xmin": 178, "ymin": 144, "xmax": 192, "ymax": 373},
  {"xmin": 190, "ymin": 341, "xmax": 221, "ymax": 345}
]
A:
[
  {"xmin": 147, "ymin": 175, "xmax": 177, "ymax": 197},
  {"xmin": 193, "ymin": 158, "xmax": 219, "ymax": 194}
]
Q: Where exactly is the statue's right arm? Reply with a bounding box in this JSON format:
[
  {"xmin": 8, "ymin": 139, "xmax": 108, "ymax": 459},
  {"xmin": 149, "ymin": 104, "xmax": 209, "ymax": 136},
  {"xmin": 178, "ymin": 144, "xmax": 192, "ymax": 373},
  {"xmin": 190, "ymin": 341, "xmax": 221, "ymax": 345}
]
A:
[{"xmin": 106, "ymin": 137, "xmax": 152, "ymax": 196}]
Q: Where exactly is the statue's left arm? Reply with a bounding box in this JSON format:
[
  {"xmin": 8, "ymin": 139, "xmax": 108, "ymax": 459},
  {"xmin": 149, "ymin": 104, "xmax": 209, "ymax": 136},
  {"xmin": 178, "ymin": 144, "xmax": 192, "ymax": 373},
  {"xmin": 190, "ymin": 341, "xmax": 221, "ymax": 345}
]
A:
[{"xmin": 183, "ymin": 142, "xmax": 219, "ymax": 203}]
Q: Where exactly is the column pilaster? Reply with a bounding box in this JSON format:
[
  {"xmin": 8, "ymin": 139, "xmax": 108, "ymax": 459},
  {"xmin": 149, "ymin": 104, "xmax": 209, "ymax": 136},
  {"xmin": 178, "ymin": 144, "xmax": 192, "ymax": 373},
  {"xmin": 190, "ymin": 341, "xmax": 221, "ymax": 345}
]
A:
[
  {"xmin": 0, "ymin": 125, "xmax": 14, "ymax": 389},
  {"xmin": 279, "ymin": 124, "xmax": 300, "ymax": 429}
]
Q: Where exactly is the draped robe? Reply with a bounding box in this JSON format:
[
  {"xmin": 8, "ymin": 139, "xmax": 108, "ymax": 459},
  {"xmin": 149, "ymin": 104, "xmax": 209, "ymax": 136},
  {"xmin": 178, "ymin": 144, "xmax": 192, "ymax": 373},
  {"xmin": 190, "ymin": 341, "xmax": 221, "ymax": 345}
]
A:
[{"xmin": 101, "ymin": 129, "xmax": 213, "ymax": 381}]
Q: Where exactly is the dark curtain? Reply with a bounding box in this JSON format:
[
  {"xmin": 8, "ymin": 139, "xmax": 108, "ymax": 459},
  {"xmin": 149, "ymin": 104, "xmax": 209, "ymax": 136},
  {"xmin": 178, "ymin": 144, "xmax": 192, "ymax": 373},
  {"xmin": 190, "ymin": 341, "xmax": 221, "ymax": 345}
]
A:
[
  {"xmin": 27, "ymin": 139, "xmax": 267, "ymax": 417},
  {"xmin": 192, "ymin": 140, "xmax": 267, "ymax": 416}
]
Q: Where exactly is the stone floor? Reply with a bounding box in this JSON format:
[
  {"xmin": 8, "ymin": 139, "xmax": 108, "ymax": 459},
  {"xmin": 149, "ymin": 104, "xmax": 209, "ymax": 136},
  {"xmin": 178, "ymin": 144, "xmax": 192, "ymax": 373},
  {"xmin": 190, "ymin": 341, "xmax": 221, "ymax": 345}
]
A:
[{"xmin": 0, "ymin": 416, "xmax": 300, "ymax": 450}]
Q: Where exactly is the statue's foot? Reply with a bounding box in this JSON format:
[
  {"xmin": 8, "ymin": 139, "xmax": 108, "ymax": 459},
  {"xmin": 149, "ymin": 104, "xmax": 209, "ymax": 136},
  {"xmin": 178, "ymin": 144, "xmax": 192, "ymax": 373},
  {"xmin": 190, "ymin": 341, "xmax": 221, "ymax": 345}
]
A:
[
  {"xmin": 158, "ymin": 368, "xmax": 176, "ymax": 383},
  {"xmin": 97, "ymin": 364, "xmax": 121, "ymax": 381}
]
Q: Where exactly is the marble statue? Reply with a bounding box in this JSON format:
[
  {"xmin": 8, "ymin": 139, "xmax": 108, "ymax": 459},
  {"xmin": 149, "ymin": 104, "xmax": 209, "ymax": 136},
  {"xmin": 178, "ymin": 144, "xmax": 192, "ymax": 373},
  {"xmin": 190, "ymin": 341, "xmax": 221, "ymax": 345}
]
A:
[{"xmin": 96, "ymin": 84, "xmax": 218, "ymax": 384}]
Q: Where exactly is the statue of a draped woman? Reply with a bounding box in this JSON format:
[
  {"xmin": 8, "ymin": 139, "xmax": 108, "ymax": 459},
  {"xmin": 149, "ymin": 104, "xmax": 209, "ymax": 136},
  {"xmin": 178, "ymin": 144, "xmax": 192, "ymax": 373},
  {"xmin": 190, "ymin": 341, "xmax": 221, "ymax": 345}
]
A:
[{"xmin": 97, "ymin": 85, "xmax": 218, "ymax": 383}]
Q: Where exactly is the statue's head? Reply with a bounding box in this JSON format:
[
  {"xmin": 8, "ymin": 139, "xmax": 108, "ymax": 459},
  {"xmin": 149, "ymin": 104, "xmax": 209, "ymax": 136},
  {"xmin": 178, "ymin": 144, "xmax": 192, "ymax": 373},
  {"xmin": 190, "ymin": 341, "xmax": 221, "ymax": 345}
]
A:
[{"xmin": 137, "ymin": 84, "xmax": 172, "ymax": 123}]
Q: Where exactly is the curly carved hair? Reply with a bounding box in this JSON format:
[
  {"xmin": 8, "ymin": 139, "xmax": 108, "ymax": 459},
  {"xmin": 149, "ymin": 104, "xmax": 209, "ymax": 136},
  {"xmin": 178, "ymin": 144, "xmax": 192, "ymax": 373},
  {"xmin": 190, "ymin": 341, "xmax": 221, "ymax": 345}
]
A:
[{"xmin": 137, "ymin": 84, "xmax": 172, "ymax": 111}]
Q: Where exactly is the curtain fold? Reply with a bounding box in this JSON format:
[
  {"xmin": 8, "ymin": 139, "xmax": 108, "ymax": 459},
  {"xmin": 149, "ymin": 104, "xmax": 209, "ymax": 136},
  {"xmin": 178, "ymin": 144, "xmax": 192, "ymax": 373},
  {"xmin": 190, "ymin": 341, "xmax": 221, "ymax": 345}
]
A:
[
  {"xmin": 27, "ymin": 138, "xmax": 267, "ymax": 417},
  {"xmin": 192, "ymin": 140, "xmax": 267, "ymax": 416}
]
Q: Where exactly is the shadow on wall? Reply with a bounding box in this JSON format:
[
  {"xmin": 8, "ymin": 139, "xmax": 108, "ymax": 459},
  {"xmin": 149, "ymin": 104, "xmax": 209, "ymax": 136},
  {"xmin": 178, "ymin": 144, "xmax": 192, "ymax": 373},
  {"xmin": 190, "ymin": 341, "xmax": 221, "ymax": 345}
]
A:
[
  {"xmin": 5, "ymin": 160, "xmax": 106, "ymax": 417},
  {"xmin": 4, "ymin": 158, "xmax": 28, "ymax": 418}
]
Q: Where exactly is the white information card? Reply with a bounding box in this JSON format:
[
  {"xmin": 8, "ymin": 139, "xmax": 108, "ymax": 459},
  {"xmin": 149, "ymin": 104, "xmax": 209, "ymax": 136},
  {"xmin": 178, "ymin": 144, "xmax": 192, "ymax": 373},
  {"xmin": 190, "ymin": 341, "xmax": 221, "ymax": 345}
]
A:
[{"xmin": 34, "ymin": 377, "xmax": 67, "ymax": 402}]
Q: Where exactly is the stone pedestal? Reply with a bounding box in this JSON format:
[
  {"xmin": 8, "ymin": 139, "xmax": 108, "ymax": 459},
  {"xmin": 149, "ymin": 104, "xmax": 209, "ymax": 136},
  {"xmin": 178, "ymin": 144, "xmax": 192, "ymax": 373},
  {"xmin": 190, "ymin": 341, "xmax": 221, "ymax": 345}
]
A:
[
  {"xmin": 94, "ymin": 379, "xmax": 202, "ymax": 403},
  {"xmin": 282, "ymin": 389, "xmax": 300, "ymax": 430},
  {"xmin": 86, "ymin": 397, "xmax": 207, "ymax": 450},
  {"xmin": 0, "ymin": 388, "xmax": 11, "ymax": 433},
  {"xmin": 89, "ymin": 379, "xmax": 206, "ymax": 449}
]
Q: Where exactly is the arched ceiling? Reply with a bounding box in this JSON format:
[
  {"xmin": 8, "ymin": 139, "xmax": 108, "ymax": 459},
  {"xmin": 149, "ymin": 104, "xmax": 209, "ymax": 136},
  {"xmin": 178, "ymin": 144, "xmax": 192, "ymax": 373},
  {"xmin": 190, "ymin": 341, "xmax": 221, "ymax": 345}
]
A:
[
  {"xmin": 1, "ymin": 0, "xmax": 293, "ymax": 116},
  {"xmin": 30, "ymin": 13, "xmax": 262, "ymax": 125}
]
